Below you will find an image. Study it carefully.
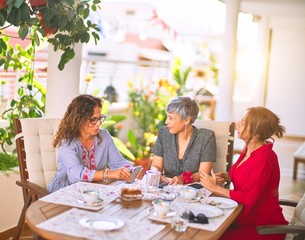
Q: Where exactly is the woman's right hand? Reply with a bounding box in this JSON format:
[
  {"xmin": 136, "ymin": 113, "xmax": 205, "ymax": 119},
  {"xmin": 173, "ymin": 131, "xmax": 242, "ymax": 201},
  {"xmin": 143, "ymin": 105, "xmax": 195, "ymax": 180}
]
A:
[
  {"xmin": 215, "ymin": 172, "xmax": 229, "ymax": 186},
  {"xmin": 109, "ymin": 168, "xmax": 131, "ymax": 181}
]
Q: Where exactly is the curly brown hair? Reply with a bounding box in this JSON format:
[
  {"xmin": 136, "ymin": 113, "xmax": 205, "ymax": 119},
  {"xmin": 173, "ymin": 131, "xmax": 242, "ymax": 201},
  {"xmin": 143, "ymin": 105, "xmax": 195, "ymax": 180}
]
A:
[
  {"xmin": 53, "ymin": 94, "xmax": 103, "ymax": 148},
  {"xmin": 242, "ymin": 106, "xmax": 286, "ymax": 145}
]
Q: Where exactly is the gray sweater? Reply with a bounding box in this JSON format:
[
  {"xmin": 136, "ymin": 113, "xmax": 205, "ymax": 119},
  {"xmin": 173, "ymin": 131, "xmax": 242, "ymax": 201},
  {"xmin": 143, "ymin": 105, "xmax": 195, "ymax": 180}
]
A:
[{"xmin": 153, "ymin": 126, "xmax": 216, "ymax": 178}]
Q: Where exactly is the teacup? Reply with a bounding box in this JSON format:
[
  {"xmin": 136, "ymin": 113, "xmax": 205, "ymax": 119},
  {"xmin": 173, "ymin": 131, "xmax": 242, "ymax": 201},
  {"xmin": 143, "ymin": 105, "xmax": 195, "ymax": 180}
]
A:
[
  {"xmin": 152, "ymin": 199, "xmax": 172, "ymax": 216},
  {"xmin": 82, "ymin": 190, "xmax": 99, "ymax": 203},
  {"xmin": 182, "ymin": 186, "xmax": 198, "ymax": 200}
]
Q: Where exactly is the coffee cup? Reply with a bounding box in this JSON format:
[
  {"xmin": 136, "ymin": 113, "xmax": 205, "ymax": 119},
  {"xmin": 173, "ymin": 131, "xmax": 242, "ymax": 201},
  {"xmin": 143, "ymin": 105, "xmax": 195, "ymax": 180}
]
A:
[
  {"xmin": 182, "ymin": 186, "xmax": 198, "ymax": 200},
  {"xmin": 152, "ymin": 199, "xmax": 172, "ymax": 216},
  {"xmin": 82, "ymin": 190, "xmax": 99, "ymax": 203}
]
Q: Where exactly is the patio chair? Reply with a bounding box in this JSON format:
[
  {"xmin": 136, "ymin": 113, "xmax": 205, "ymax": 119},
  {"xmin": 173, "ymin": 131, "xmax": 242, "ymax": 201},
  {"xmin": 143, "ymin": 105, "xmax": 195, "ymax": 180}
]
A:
[
  {"xmin": 257, "ymin": 193, "xmax": 305, "ymax": 240},
  {"xmin": 193, "ymin": 119, "xmax": 235, "ymax": 173},
  {"xmin": 13, "ymin": 117, "xmax": 60, "ymax": 240}
]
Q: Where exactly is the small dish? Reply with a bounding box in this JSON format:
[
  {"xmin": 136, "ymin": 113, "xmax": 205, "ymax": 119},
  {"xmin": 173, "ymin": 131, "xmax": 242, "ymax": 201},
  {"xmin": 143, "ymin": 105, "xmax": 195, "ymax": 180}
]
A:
[
  {"xmin": 79, "ymin": 217, "xmax": 124, "ymax": 230},
  {"xmin": 201, "ymin": 197, "xmax": 238, "ymax": 209},
  {"xmin": 78, "ymin": 198, "xmax": 104, "ymax": 207},
  {"xmin": 148, "ymin": 207, "xmax": 176, "ymax": 218}
]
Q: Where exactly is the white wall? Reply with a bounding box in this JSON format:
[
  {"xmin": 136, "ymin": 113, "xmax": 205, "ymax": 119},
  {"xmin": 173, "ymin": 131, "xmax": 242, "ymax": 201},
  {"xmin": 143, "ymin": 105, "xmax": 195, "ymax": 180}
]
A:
[
  {"xmin": 266, "ymin": 17, "xmax": 305, "ymax": 136},
  {"xmin": 0, "ymin": 172, "xmax": 23, "ymax": 232}
]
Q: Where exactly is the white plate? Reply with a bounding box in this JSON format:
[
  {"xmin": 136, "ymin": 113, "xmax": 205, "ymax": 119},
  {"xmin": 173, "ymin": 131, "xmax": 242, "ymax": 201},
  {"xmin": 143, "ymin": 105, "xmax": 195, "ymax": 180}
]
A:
[
  {"xmin": 77, "ymin": 198, "xmax": 104, "ymax": 207},
  {"xmin": 188, "ymin": 203, "xmax": 223, "ymax": 218},
  {"xmin": 201, "ymin": 197, "xmax": 238, "ymax": 209},
  {"xmin": 79, "ymin": 217, "xmax": 124, "ymax": 230},
  {"xmin": 148, "ymin": 207, "xmax": 176, "ymax": 218},
  {"xmin": 180, "ymin": 196, "xmax": 201, "ymax": 203}
]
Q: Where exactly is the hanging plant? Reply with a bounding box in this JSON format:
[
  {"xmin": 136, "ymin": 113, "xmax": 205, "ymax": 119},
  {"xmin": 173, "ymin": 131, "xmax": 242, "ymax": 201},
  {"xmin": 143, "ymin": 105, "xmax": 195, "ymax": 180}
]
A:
[{"xmin": 0, "ymin": 0, "xmax": 102, "ymax": 70}]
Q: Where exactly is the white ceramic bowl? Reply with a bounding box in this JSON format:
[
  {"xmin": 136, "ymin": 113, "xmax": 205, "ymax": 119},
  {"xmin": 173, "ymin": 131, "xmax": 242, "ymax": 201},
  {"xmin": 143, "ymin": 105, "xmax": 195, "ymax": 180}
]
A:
[
  {"xmin": 82, "ymin": 190, "xmax": 99, "ymax": 203},
  {"xmin": 152, "ymin": 199, "xmax": 172, "ymax": 215},
  {"xmin": 182, "ymin": 186, "xmax": 198, "ymax": 200}
]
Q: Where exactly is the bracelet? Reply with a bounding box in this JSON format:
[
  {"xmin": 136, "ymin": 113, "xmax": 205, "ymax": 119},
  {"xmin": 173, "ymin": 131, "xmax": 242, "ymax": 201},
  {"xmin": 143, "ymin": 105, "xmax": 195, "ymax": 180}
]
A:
[
  {"xmin": 103, "ymin": 168, "xmax": 109, "ymax": 182},
  {"xmin": 180, "ymin": 171, "xmax": 193, "ymax": 184}
]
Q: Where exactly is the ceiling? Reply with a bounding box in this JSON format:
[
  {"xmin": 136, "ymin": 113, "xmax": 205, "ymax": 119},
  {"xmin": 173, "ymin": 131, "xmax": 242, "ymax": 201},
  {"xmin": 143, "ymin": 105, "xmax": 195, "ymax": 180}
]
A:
[
  {"xmin": 239, "ymin": 0, "xmax": 305, "ymax": 17},
  {"xmin": 98, "ymin": 0, "xmax": 305, "ymax": 43}
]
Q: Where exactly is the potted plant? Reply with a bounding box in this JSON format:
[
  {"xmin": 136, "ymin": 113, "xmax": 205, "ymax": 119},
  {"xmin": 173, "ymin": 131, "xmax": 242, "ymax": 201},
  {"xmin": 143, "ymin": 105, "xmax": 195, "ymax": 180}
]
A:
[
  {"xmin": 0, "ymin": 0, "xmax": 102, "ymax": 70},
  {"xmin": 126, "ymin": 78, "xmax": 177, "ymax": 177}
]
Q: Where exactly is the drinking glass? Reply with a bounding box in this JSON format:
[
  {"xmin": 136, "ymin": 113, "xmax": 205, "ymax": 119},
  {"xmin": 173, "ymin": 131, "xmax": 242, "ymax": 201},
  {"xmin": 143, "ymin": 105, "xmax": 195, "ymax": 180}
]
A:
[{"xmin": 171, "ymin": 199, "xmax": 189, "ymax": 232}]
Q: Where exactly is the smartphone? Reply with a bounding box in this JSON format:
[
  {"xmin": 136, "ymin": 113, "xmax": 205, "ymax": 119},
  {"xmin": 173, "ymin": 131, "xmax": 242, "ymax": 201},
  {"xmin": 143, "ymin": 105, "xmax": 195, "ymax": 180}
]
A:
[
  {"xmin": 188, "ymin": 183, "xmax": 204, "ymax": 189},
  {"xmin": 127, "ymin": 166, "xmax": 143, "ymax": 183},
  {"xmin": 159, "ymin": 182, "xmax": 169, "ymax": 188}
]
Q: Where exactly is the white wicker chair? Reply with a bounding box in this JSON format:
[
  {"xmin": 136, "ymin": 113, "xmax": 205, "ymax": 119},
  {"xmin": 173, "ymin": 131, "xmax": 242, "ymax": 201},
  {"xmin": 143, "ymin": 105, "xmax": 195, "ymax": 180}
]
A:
[{"xmin": 13, "ymin": 118, "xmax": 60, "ymax": 240}]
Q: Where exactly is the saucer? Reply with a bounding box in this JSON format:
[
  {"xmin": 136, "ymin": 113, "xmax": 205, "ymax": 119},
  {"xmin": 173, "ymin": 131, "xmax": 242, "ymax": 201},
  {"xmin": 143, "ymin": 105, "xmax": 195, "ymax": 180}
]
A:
[
  {"xmin": 79, "ymin": 217, "xmax": 124, "ymax": 230},
  {"xmin": 148, "ymin": 207, "xmax": 176, "ymax": 218},
  {"xmin": 78, "ymin": 198, "xmax": 104, "ymax": 207}
]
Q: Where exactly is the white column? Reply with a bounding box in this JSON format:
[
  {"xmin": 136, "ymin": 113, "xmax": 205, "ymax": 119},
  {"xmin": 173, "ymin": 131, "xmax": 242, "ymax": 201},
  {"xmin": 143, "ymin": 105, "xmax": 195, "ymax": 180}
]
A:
[
  {"xmin": 45, "ymin": 44, "xmax": 83, "ymax": 118},
  {"xmin": 254, "ymin": 16, "xmax": 270, "ymax": 106},
  {"xmin": 216, "ymin": 0, "xmax": 240, "ymax": 121}
]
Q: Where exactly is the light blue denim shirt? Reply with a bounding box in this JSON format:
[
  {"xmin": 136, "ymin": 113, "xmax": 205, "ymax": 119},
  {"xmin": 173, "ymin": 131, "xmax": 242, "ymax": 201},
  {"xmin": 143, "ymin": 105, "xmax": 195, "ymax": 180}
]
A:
[{"xmin": 48, "ymin": 129, "xmax": 132, "ymax": 192}]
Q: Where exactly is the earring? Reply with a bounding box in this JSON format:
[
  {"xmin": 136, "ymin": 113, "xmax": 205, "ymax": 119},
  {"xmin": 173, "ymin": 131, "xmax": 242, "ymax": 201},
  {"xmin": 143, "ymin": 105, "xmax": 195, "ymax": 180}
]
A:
[{"xmin": 184, "ymin": 124, "xmax": 187, "ymax": 137}]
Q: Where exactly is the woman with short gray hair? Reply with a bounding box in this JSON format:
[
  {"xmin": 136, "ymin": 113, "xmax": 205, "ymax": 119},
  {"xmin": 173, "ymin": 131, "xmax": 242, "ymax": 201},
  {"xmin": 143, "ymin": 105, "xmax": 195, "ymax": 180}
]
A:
[{"xmin": 151, "ymin": 96, "xmax": 216, "ymax": 185}]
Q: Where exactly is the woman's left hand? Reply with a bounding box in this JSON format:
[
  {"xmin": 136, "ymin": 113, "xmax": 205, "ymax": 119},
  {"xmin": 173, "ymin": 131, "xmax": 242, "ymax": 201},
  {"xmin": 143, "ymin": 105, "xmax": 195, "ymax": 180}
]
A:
[{"xmin": 200, "ymin": 169, "xmax": 217, "ymax": 192}]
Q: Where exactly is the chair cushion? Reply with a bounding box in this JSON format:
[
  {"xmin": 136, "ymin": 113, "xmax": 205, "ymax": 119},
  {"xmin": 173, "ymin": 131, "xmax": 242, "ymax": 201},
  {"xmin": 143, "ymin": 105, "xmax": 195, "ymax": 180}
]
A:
[
  {"xmin": 291, "ymin": 193, "xmax": 305, "ymax": 226},
  {"xmin": 20, "ymin": 118, "xmax": 60, "ymax": 189},
  {"xmin": 194, "ymin": 120, "xmax": 233, "ymax": 173}
]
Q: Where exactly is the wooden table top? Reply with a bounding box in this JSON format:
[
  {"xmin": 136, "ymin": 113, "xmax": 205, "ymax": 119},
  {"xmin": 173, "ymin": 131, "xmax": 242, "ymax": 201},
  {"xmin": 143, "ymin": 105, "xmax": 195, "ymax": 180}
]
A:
[{"xmin": 26, "ymin": 182, "xmax": 243, "ymax": 240}]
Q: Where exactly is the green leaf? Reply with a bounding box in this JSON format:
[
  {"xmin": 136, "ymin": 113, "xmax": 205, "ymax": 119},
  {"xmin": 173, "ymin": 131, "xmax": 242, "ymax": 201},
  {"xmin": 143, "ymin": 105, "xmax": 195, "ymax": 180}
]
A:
[
  {"xmin": 113, "ymin": 137, "xmax": 135, "ymax": 161},
  {"xmin": 0, "ymin": 13, "xmax": 6, "ymax": 26},
  {"xmin": 127, "ymin": 130, "xmax": 137, "ymax": 148},
  {"xmin": 33, "ymin": 32, "xmax": 40, "ymax": 46},
  {"xmin": 83, "ymin": 7, "xmax": 90, "ymax": 18},
  {"xmin": 14, "ymin": 0, "xmax": 24, "ymax": 8},
  {"xmin": 18, "ymin": 25, "xmax": 29, "ymax": 40},
  {"xmin": 26, "ymin": 18, "xmax": 39, "ymax": 26},
  {"xmin": 108, "ymin": 115, "xmax": 127, "ymax": 123}
]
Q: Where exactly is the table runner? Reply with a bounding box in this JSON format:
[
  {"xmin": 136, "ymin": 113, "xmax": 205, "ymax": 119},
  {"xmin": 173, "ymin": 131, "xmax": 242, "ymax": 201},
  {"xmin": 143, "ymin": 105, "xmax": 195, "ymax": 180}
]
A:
[
  {"xmin": 37, "ymin": 208, "xmax": 165, "ymax": 240},
  {"xmin": 40, "ymin": 182, "xmax": 120, "ymax": 211}
]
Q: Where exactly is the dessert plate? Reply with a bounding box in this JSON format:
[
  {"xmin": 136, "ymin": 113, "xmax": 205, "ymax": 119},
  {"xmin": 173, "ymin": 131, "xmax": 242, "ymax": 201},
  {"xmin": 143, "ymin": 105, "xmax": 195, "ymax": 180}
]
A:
[
  {"xmin": 79, "ymin": 217, "xmax": 124, "ymax": 230},
  {"xmin": 201, "ymin": 197, "xmax": 238, "ymax": 209}
]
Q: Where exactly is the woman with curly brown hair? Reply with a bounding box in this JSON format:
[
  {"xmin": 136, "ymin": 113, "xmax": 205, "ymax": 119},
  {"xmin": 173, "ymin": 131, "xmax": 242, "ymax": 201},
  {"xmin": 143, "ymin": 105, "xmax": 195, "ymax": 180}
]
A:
[
  {"xmin": 200, "ymin": 106, "xmax": 288, "ymax": 240},
  {"xmin": 48, "ymin": 94, "xmax": 132, "ymax": 192}
]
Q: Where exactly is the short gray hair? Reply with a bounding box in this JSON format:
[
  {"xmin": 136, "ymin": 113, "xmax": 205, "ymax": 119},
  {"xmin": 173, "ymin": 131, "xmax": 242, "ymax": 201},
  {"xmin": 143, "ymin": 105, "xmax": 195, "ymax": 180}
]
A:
[{"xmin": 166, "ymin": 96, "xmax": 199, "ymax": 123}]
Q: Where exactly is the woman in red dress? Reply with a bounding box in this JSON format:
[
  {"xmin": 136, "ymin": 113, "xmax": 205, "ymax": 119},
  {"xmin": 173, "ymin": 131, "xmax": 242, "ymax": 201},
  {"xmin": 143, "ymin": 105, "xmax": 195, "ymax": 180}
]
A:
[{"xmin": 200, "ymin": 106, "xmax": 288, "ymax": 240}]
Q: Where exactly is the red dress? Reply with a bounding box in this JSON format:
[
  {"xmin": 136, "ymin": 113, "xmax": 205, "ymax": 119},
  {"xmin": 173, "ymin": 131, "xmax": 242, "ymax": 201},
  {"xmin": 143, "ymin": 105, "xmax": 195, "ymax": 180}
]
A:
[{"xmin": 220, "ymin": 143, "xmax": 288, "ymax": 240}]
